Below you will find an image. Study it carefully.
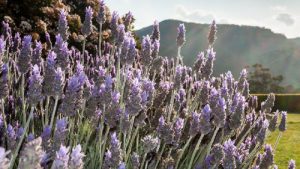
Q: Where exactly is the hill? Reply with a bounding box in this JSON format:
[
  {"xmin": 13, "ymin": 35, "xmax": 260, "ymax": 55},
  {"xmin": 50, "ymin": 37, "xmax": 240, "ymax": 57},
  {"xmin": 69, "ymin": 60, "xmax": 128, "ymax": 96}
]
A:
[{"xmin": 135, "ymin": 19, "xmax": 300, "ymax": 89}]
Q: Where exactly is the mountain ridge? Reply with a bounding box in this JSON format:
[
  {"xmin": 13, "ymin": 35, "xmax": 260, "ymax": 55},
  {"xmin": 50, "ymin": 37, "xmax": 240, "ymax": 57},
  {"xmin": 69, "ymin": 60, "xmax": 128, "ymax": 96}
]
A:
[{"xmin": 135, "ymin": 19, "xmax": 300, "ymax": 90}]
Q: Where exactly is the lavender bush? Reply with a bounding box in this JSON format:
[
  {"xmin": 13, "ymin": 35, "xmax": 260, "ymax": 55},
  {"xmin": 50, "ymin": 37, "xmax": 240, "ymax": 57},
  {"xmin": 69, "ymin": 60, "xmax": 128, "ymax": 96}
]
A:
[{"xmin": 0, "ymin": 1, "xmax": 295, "ymax": 168}]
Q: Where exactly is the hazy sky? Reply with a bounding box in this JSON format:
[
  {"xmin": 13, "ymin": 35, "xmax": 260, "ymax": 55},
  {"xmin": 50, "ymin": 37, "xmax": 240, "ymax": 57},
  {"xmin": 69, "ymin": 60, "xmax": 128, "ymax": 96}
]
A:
[{"xmin": 106, "ymin": 0, "xmax": 300, "ymax": 38}]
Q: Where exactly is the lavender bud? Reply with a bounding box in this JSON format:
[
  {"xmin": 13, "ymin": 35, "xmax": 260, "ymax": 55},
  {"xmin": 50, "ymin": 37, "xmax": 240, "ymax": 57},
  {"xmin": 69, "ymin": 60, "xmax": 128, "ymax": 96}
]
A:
[
  {"xmin": 12, "ymin": 32, "xmax": 21, "ymax": 52},
  {"xmin": 54, "ymin": 119, "xmax": 68, "ymax": 150},
  {"xmin": 151, "ymin": 21, "xmax": 160, "ymax": 42},
  {"xmin": 201, "ymin": 48, "xmax": 215, "ymax": 79},
  {"xmin": 151, "ymin": 39, "xmax": 160, "ymax": 58},
  {"xmin": 131, "ymin": 152, "xmax": 140, "ymax": 169},
  {"xmin": 174, "ymin": 118, "xmax": 184, "ymax": 142},
  {"xmin": 213, "ymin": 97, "xmax": 226, "ymax": 127},
  {"xmin": 82, "ymin": 6, "xmax": 94, "ymax": 37},
  {"xmin": 0, "ymin": 147, "xmax": 10, "ymax": 168},
  {"xmin": 109, "ymin": 132, "xmax": 123, "ymax": 168},
  {"xmin": 176, "ymin": 24, "xmax": 186, "ymax": 47},
  {"xmin": 19, "ymin": 137, "xmax": 44, "ymax": 169},
  {"xmin": 117, "ymin": 24, "xmax": 126, "ymax": 46},
  {"xmin": 222, "ymin": 139, "xmax": 236, "ymax": 169},
  {"xmin": 27, "ymin": 133, "xmax": 35, "ymax": 142},
  {"xmin": 208, "ymin": 20, "xmax": 217, "ymax": 46},
  {"xmin": 189, "ymin": 112, "xmax": 200, "ymax": 137},
  {"xmin": 0, "ymin": 64, "xmax": 9, "ymax": 99},
  {"xmin": 58, "ymin": 9, "xmax": 69, "ymax": 40},
  {"xmin": 2, "ymin": 21, "xmax": 11, "ymax": 38},
  {"xmin": 199, "ymin": 104, "xmax": 212, "ymax": 135},
  {"xmin": 141, "ymin": 35, "xmax": 152, "ymax": 67},
  {"xmin": 141, "ymin": 135, "xmax": 159, "ymax": 153},
  {"xmin": 259, "ymin": 144, "xmax": 274, "ymax": 169},
  {"xmin": 257, "ymin": 119, "xmax": 269, "ymax": 143},
  {"xmin": 261, "ymin": 93, "xmax": 275, "ymax": 114},
  {"xmin": 288, "ymin": 159, "xmax": 296, "ymax": 169},
  {"xmin": 268, "ymin": 111, "xmax": 279, "ymax": 132},
  {"xmin": 32, "ymin": 41, "xmax": 43, "ymax": 67},
  {"xmin": 18, "ymin": 35, "xmax": 32, "ymax": 74},
  {"xmin": 193, "ymin": 52, "xmax": 205, "ymax": 73},
  {"xmin": 96, "ymin": 0, "xmax": 106, "ymax": 24},
  {"xmin": 27, "ymin": 65, "xmax": 44, "ymax": 106},
  {"xmin": 70, "ymin": 145, "xmax": 85, "ymax": 169},
  {"xmin": 53, "ymin": 145, "xmax": 70, "ymax": 169},
  {"xmin": 43, "ymin": 51, "xmax": 57, "ymax": 96},
  {"xmin": 279, "ymin": 111, "xmax": 287, "ymax": 132},
  {"xmin": 0, "ymin": 36, "xmax": 6, "ymax": 57},
  {"xmin": 45, "ymin": 32, "xmax": 52, "ymax": 49},
  {"xmin": 210, "ymin": 144, "xmax": 224, "ymax": 166},
  {"xmin": 111, "ymin": 11, "xmax": 119, "ymax": 39},
  {"xmin": 200, "ymin": 81, "xmax": 210, "ymax": 105},
  {"xmin": 124, "ymin": 11, "xmax": 133, "ymax": 31},
  {"xmin": 127, "ymin": 38, "xmax": 136, "ymax": 65}
]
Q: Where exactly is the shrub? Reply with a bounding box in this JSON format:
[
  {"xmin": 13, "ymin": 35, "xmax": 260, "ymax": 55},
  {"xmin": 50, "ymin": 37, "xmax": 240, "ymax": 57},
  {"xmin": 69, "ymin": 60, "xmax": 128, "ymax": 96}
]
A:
[{"xmin": 0, "ymin": 1, "xmax": 295, "ymax": 168}]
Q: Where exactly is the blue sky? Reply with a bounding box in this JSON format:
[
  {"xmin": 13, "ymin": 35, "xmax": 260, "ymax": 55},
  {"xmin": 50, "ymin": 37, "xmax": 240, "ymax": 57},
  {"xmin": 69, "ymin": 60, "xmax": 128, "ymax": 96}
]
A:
[{"xmin": 106, "ymin": 0, "xmax": 300, "ymax": 38}]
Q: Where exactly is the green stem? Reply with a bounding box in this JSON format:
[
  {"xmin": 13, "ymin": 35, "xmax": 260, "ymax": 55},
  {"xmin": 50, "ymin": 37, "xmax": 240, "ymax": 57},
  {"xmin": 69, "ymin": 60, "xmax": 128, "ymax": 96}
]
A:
[
  {"xmin": 140, "ymin": 153, "xmax": 147, "ymax": 169},
  {"xmin": 154, "ymin": 143, "xmax": 166, "ymax": 169},
  {"xmin": 50, "ymin": 96, "xmax": 59, "ymax": 128},
  {"xmin": 9, "ymin": 106, "xmax": 34, "ymax": 169},
  {"xmin": 21, "ymin": 74, "xmax": 26, "ymax": 125},
  {"xmin": 175, "ymin": 137, "xmax": 193, "ymax": 169},
  {"xmin": 82, "ymin": 38, "xmax": 86, "ymax": 64},
  {"xmin": 1, "ymin": 99, "xmax": 7, "ymax": 129},
  {"xmin": 45, "ymin": 96, "xmax": 50, "ymax": 125},
  {"xmin": 273, "ymin": 132, "xmax": 283, "ymax": 152},
  {"xmin": 187, "ymin": 134, "xmax": 204, "ymax": 169},
  {"xmin": 205, "ymin": 127, "xmax": 220, "ymax": 157},
  {"xmin": 125, "ymin": 127, "xmax": 139, "ymax": 163},
  {"xmin": 99, "ymin": 126, "xmax": 110, "ymax": 168},
  {"xmin": 98, "ymin": 23, "xmax": 103, "ymax": 57}
]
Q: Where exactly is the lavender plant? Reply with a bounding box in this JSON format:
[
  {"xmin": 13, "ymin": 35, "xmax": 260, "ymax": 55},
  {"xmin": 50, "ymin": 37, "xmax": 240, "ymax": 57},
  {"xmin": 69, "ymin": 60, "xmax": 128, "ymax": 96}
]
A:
[{"xmin": 0, "ymin": 1, "xmax": 295, "ymax": 169}]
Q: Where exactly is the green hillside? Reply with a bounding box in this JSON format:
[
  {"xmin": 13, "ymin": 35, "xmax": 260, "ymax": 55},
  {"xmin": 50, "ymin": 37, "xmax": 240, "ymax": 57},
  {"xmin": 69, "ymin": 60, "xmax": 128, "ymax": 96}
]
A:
[{"xmin": 136, "ymin": 19, "xmax": 300, "ymax": 89}]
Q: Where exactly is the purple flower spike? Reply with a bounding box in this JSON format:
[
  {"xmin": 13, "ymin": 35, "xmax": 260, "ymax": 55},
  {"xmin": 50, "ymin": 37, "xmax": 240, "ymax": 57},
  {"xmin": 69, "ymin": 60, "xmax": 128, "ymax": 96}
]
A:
[
  {"xmin": 0, "ymin": 36, "xmax": 6, "ymax": 56},
  {"xmin": 18, "ymin": 35, "xmax": 32, "ymax": 74},
  {"xmin": 279, "ymin": 111, "xmax": 287, "ymax": 132},
  {"xmin": 27, "ymin": 65, "xmax": 44, "ymax": 106},
  {"xmin": 0, "ymin": 64, "xmax": 9, "ymax": 99},
  {"xmin": 97, "ymin": 0, "xmax": 106, "ymax": 24},
  {"xmin": 58, "ymin": 9, "xmax": 69, "ymax": 40},
  {"xmin": 124, "ymin": 11, "xmax": 133, "ymax": 30},
  {"xmin": 259, "ymin": 144, "xmax": 274, "ymax": 169},
  {"xmin": 70, "ymin": 145, "xmax": 85, "ymax": 169},
  {"xmin": 151, "ymin": 20, "xmax": 160, "ymax": 42},
  {"xmin": 199, "ymin": 104, "xmax": 212, "ymax": 135},
  {"xmin": 288, "ymin": 159, "xmax": 296, "ymax": 169},
  {"xmin": 208, "ymin": 20, "xmax": 217, "ymax": 46},
  {"xmin": 53, "ymin": 145, "xmax": 70, "ymax": 169},
  {"xmin": 111, "ymin": 11, "xmax": 119, "ymax": 39},
  {"xmin": 82, "ymin": 6, "xmax": 94, "ymax": 37},
  {"xmin": 222, "ymin": 139, "xmax": 236, "ymax": 169},
  {"xmin": 177, "ymin": 23, "xmax": 186, "ymax": 47}
]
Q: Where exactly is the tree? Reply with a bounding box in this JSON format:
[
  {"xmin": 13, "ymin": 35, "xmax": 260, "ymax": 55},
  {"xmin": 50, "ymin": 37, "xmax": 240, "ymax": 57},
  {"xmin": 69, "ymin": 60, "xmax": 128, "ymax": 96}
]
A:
[{"xmin": 248, "ymin": 64, "xmax": 285, "ymax": 93}]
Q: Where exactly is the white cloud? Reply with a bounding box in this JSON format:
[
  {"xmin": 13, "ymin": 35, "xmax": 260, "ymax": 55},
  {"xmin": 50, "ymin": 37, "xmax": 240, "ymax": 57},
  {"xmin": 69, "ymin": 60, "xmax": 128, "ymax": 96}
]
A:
[
  {"xmin": 175, "ymin": 5, "xmax": 214, "ymax": 23},
  {"xmin": 271, "ymin": 5, "xmax": 287, "ymax": 12},
  {"xmin": 275, "ymin": 13, "xmax": 295, "ymax": 26}
]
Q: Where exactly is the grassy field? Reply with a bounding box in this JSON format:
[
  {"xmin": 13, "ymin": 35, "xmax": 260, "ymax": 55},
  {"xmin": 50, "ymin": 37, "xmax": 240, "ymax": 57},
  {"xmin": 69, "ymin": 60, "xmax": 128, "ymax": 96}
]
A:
[{"xmin": 266, "ymin": 113, "xmax": 300, "ymax": 168}]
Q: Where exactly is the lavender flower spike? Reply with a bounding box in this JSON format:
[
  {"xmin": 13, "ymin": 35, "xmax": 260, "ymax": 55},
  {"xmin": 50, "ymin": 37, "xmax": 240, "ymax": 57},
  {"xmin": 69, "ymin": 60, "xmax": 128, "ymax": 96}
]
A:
[
  {"xmin": 53, "ymin": 145, "xmax": 70, "ymax": 169},
  {"xmin": 81, "ymin": 6, "xmax": 94, "ymax": 37},
  {"xmin": 0, "ymin": 64, "xmax": 9, "ymax": 99},
  {"xmin": 0, "ymin": 147, "xmax": 10, "ymax": 168},
  {"xmin": 18, "ymin": 35, "xmax": 32, "ymax": 74},
  {"xmin": 177, "ymin": 23, "xmax": 186, "ymax": 47},
  {"xmin": 96, "ymin": 0, "xmax": 106, "ymax": 24},
  {"xmin": 222, "ymin": 139, "xmax": 236, "ymax": 169},
  {"xmin": 199, "ymin": 104, "xmax": 212, "ymax": 135},
  {"xmin": 111, "ymin": 11, "xmax": 119, "ymax": 39},
  {"xmin": 27, "ymin": 65, "xmax": 44, "ymax": 106},
  {"xmin": 58, "ymin": 9, "xmax": 69, "ymax": 40},
  {"xmin": 279, "ymin": 111, "xmax": 287, "ymax": 132},
  {"xmin": 288, "ymin": 159, "xmax": 296, "ymax": 169},
  {"xmin": 208, "ymin": 20, "xmax": 217, "ymax": 46},
  {"xmin": 19, "ymin": 137, "xmax": 44, "ymax": 169},
  {"xmin": 259, "ymin": 144, "xmax": 274, "ymax": 169},
  {"xmin": 0, "ymin": 36, "xmax": 6, "ymax": 57},
  {"xmin": 151, "ymin": 20, "xmax": 160, "ymax": 42},
  {"xmin": 70, "ymin": 145, "xmax": 85, "ymax": 169}
]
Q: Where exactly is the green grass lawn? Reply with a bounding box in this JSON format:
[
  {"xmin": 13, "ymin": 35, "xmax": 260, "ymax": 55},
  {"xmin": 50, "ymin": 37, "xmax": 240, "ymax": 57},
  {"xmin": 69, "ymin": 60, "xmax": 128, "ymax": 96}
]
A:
[{"xmin": 267, "ymin": 113, "xmax": 300, "ymax": 168}]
